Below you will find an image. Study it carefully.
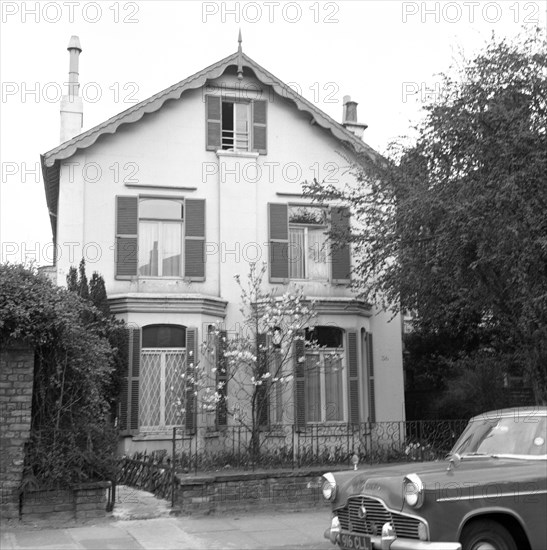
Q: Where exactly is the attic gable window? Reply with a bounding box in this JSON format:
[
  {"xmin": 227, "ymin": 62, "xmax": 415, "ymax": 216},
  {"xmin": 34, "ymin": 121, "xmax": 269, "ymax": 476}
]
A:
[
  {"xmin": 206, "ymin": 95, "xmax": 267, "ymax": 154},
  {"xmin": 222, "ymin": 100, "xmax": 250, "ymax": 151}
]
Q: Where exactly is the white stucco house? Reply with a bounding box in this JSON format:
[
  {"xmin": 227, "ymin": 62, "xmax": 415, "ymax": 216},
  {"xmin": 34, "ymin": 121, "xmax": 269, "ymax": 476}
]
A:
[{"xmin": 41, "ymin": 36, "xmax": 405, "ymax": 454}]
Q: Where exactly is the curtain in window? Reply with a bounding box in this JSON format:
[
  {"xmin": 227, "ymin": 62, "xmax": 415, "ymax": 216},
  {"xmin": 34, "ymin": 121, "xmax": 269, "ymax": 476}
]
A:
[
  {"xmin": 139, "ymin": 222, "xmax": 159, "ymax": 276},
  {"xmin": 305, "ymin": 354, "xmax": 321, "ymax": 422},
  {"xmin": 325, "ymin": 355, "xmax": 343, "ymax": 421},
  {"xmin": 138, "ymin": 222, "xmax": 182, "ymax": 277},
  {"xmin": 307, "ymin": 227, "xmax": 328, "ymax": 281},
  {"xmin": 289, "ymin": 227, "xmax": 305, "ymax": 279},
  {"xmin": 162, "ymin": 223, "xmax": 182, "ymax": 276}
]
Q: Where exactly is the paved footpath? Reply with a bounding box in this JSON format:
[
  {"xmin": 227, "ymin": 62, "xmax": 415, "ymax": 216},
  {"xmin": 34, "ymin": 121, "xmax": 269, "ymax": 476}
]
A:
[{"xmin": 0, "ymin": 486, "xmax": 333, "ymax": 550}]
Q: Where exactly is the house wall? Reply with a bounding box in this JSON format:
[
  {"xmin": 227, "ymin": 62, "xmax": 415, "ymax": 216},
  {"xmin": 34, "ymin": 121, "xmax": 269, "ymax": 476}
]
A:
[{"xmin": 52, "ymin": 68, "xmax": 405, "ymax": 450}]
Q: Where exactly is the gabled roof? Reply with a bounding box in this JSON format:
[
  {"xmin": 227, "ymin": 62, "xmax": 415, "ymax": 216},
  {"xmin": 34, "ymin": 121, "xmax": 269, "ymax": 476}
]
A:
[{"xmin": 41, "ymin": 50, "xmax": 381, "ymax": 238}]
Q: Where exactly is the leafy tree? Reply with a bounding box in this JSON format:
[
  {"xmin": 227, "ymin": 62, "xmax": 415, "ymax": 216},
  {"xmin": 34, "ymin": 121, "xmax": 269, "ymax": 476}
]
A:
[
  {"xmin": 0, "ymin": 263, "xmax": 118, "ymax": 485},
  {"xmin": 66, "ymin": 260, "xmax": 125, "ymax": 417},
  {"xmin": 89, "ymin": 272, "xmax": 110, "ymax": 317},
  {"xmin": 66, "ymin": 265, "xmax": 78, "ymax": 293},
  {"xmin": 78, "ymin": 258, "xmax": 89, "ymax": 300},
  {"xmin": 305, "ymin": 29, "xmax": 547, "ymax": 410}
]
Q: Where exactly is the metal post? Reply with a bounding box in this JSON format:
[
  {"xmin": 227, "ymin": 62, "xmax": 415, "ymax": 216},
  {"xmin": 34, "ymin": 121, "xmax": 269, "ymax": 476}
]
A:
[
  {"xmin": 291, "ymin": 425, "xmax": 295, "ymax": 470},
  {"xmin": 171, "ymin": 427, "xmax": 176, "ymax": 507},
  {"xmin": 194, "ymin": 430, "xmax": 198, "ymax": 475},
  {"xmin": 347, "ymin": 423, "xmax": 350, "ymax": 465}
]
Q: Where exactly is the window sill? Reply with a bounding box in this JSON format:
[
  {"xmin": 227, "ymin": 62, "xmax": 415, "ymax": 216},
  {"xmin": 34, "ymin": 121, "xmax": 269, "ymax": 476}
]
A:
[
  {"xmin": 303, "ymin": 421, "xmax": 348, "ymax": 427},
  {"xmin": 289, "ymin": 278, "xmax": 330, "ymax": 283},
  {"xmin": 215, "ymin": 150, "xmax": 260, "ymax": 160},
  {"xmin": 136, "ymin": 276, "xmax": 187, "ymax": 280},
  {"xmin": 132, "ymin": 429, "xmax": 191, "ymax": 441}
]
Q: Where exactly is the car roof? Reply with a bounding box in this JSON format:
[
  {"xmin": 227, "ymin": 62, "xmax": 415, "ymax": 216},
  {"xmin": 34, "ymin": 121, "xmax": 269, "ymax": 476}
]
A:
[{"xmin": 471, "ymin": 406, "xmax": 547, "ymax": 421}]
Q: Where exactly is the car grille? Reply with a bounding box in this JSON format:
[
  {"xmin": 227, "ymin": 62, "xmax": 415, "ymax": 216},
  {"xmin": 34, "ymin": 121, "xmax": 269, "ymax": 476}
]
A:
[{"xmin": 335, "ymin": 496, "xmax": 421, "ymax": 539}]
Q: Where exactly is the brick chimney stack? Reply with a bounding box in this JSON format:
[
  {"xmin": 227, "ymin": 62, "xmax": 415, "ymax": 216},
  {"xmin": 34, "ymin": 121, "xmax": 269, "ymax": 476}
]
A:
[
  {"xmin": 342, "ymin": 95, "xmax": 368, "ymax": 139},
  {"xmin": 60, "ymin": 36, "xmax": 83, "ymax": 143}
]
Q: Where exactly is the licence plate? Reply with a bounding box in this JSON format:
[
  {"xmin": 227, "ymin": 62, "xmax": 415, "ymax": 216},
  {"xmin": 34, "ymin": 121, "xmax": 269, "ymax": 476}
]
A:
[{"xmin": 338, "ymin": 531, "xmax": 372, "ymax": 550}]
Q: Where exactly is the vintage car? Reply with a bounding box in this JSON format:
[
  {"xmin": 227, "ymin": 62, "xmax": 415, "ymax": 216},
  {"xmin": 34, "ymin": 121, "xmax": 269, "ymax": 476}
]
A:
[{"xmin": 322, "ymin": 407, "xmax": 546, "ymax": 550}]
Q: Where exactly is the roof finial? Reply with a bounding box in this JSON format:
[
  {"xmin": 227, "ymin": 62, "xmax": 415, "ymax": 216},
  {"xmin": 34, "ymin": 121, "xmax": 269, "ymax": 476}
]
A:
[{"xmin": 237, "ymin": 28, "xmax": 243, "ymax": 79}]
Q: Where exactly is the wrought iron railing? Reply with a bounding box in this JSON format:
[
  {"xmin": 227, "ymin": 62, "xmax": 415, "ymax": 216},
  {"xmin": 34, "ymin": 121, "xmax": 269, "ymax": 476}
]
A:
[
  {"xmin": 221, "ymin": 129, "xmax": 249, "ymax": 151},
  {"xmin": 168, "ymin": 420, "xmax": 468, "ymax": 474}
]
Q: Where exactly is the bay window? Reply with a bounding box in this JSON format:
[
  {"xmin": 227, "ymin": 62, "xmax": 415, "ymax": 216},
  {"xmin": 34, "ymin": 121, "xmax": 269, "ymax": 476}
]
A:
[
  {"xmin": 304, "ymin": 326, "xmax": 345, "ymax": 423},
  {"xmin": 139, "ymin": 325, "xmax": 187, "ymax": 430}
]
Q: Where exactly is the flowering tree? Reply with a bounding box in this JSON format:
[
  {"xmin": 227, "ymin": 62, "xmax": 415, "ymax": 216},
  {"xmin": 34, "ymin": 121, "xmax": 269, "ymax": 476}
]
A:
[{"xmin": 201, "ymin": 263, "xmax": 320, "ymax": 459}]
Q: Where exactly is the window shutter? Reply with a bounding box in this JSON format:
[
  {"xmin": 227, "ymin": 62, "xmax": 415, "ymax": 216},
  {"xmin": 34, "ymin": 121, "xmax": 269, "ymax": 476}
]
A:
[
  {"xmin": 251, "ymin": 100, "xmax": 267, "ymax": 154},
  {"xmin": 294, "ymin": 332, "xmax": 306, "ymax": 431},
  {"xmin": 115, "ymin": 196, "xmax": 138, "ymax": 278},
  {"xmin": 331, "ymin": 206, "xmax": 351, "ymax": 284},
  {"xmin": 216, "ymin": 330, "xmax": 228, "ymax": 428},
  {"xmin": 184, "ymin": 199, "xmax": 206, "ymax": 280},
  {"xmin": 118, "ymin": 329, "xmax": 129, "ymax": 432},
  {"xmin": 366, "ymin": 332, "xmax": 376, "ymax": 423},
  {"xmin": 268, "ymin": 203, "xmax": 289, "ymax": 283},
  {"xmin": 129, "ymin": 328, "xmax": 141, "ymax": 432},
  {"xmin": 206, "ymin": 95, "xmax": 222, "ymax": 151},
  {"xmin": 120, "ymin": 326, "xmax": 140, "ymax": 434},
  {"xmin": 257, "ymin": 333, "xmax": 269, "ymax": 428},
  {"xmin": 347, "ymin": 330, "xmax": 360, "ymax": 425},
  {"xmin": 185, "ymin": 327, "xmax": 198, "ymax": 433}
]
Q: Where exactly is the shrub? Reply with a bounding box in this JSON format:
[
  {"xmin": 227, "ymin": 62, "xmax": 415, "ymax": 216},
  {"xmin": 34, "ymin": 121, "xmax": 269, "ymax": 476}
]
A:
[{"xmin": 0, "ymin": 263, "xmax": 119, "ymax": 488}]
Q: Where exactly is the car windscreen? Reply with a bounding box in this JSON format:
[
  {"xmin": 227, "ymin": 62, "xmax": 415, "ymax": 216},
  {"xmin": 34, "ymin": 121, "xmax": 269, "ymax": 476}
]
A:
[{"xmin": 451, "ymin": 414, "xmax": 546, "ymax": 457}]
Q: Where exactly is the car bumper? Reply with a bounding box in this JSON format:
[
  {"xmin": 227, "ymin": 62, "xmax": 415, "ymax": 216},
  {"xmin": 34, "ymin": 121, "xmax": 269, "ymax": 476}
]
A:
[{"xmin": 324, "ymin": 519, "xmax": 462, "ymax": 550}]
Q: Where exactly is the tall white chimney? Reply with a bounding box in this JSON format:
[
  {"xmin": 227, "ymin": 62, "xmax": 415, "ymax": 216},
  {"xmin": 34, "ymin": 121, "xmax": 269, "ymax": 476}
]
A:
[
  {"xmin": 342, "ymin": 95, "xmax": 367, "ymax": 139},
  {"xmin": 60, "ymin": 36, "xmax": 83, "ymax": 143}
]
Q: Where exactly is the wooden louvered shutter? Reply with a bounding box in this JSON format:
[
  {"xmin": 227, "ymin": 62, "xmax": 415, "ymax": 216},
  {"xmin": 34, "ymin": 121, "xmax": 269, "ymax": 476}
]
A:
[
  {"xmin": 216, "ymin": 330, "xmax": 228, "ymax": 428},
  {"xmin": 347, "ymin": 330, "xmax": 360, "ymax": 425},
  {"xmin": 118, "ymin": 328, "xmax": 130, "ymax": 433},
  {"xmin": 331, "ymin": 206, "xmax": 351, "ymax": 284},
  {"xmin": 366, "ymin": 332, "xmax": 376, "ymax": 423},
  {"xmin": 256, "ymin": 333, "xmax": 269, "ymax": 428},
  {"xmin": 184, "ymin": 199, "xmax": 206, "ymax": 280},
  {"xmin": 206, "ymin": 95, "xmax": 222, "ymax": 150},
  {"xmin": 294, "ymin": 332, "xmax": 306, "ymax": 431},
  {"xmin": 120, "ymin": 326, "xmax": 140, "ymax": 434},
  {"xmin": 268, "ymin": 203, "xmax": 289, "ymax": 283},
  {"xmin": 185, "ymin": 327, "xmax": 198, "ymax": 433},
  {"xmin": 252, "ymin": 100, "xmax": 267, "ymax": 154},
  {"xmin": 115, "ymin": 196, "xmax": 138, "ymax": 278}
]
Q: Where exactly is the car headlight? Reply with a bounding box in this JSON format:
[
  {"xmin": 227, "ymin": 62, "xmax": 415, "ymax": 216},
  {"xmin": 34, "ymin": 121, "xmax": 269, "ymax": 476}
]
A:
[
  {"xmin": 322, "ymin": 472, "xmax": 337, "ymax": 501},
  {"xmin": 403, "ymin": 473, "xmax": 424, "ymax": 508}
]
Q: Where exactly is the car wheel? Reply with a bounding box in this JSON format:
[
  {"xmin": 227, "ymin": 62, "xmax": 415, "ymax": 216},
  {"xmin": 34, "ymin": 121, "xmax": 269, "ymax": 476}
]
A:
[{"xmin": 461, "ymin": 519, "xmax": 517, "ymax": 550}]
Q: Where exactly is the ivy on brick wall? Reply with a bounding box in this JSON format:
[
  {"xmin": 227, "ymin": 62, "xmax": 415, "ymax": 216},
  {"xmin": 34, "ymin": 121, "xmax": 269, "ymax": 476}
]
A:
[{"xmin": 0, "ymin": 263, "xmax": 122, "ymax": 487}]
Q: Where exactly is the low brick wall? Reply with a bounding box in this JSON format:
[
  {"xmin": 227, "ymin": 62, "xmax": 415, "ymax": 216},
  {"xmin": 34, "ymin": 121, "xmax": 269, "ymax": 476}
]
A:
[
  {"xmin": 20, "ymin": 481, "xmax": 111, "ymax": 522},
  {"xmin": 175, "ymin": 468, "xmax": 340, "ymax": 514}
]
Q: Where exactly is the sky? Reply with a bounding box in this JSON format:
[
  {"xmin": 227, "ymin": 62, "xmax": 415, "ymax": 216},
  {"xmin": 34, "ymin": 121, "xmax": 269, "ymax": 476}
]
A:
[{"xmin": 1, "ymin": 0, "xmax": 545, "ymax": 266}]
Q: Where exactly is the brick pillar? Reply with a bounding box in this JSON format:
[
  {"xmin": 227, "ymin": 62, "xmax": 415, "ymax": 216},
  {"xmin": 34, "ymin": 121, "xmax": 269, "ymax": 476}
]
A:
[{"xmin": 0, "ymin": 342, "xmax": 34, "ymax": 521}]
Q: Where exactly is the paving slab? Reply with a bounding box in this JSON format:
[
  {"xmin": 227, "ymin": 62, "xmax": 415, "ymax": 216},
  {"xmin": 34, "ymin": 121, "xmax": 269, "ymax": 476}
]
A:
[{"xmin": 0, "ymin": 484, "xmax": 333, "ymax": 550}]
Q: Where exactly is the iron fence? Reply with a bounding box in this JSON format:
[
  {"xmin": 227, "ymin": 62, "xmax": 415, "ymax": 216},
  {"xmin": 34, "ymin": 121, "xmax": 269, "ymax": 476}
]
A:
[{"xmin": 170, "ymin": 419, "xmax": 468, "ymax": 474}]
